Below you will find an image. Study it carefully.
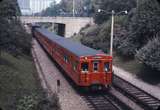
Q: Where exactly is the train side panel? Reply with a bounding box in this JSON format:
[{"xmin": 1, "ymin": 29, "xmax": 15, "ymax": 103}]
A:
[
  {"xmin": 33, "ymin": 28, "xmax": 113, "ymax": 89},
  {"xmin": 33, "ymin": 30, "xmax": 81, "ymax": 86}
]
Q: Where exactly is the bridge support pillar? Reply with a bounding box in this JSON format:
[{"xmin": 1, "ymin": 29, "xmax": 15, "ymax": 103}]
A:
[{"xmin": 65, "ymin": 22, "xmax": 89, "ymax": 38}]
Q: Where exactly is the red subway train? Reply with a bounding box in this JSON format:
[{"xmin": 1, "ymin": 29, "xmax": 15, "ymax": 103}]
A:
[{"xmin": 32, "ymin": 26, "xmax": 113, "ymax": 90}]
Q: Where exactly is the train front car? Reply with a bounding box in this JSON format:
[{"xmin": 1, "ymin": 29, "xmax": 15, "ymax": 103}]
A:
[
  {"xmin": 32, "ymin": 27, "xmax": 113, "ymax": 91},
  {"xmin": 79, "ymin": 54, "xmax": 113, "ymax": 91}
]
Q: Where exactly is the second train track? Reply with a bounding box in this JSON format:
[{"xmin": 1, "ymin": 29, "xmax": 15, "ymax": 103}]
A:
[{"xmin": 113, "ymin": 75, "xmax": 160, "ymax": 110}]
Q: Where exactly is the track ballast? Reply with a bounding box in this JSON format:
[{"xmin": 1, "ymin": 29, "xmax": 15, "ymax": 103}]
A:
[{"xmin": 113, "ymin": 75, "xmax": 160, "ymax": 110}]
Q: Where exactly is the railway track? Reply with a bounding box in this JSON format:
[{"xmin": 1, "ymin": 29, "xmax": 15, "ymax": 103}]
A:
[
  {"xmin": 81, "ymin": 91, "xmax": 132, "ymax": 110},
  {"xmin": 113, "ymin": 75, "xmax": 160, "ymax": 110}
]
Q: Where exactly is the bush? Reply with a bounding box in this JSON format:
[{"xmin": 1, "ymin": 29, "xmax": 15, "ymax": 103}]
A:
[
  {"xmin": 37, "ymin": 93, "xmax": 61, "ymax": 110},
  {"xmin": 16, "ymin": 93, "xmax": 61, "ymax": 110},
  {"xmin": 80, "ymin": 25, "xmax": 100, "ymax": 48},
  {"xmin": 80, "ymin": 23, "xmax": 112, "ymax": 53},
  {"xmin": 136, "ymin": 37, "xmax": 160, "ymax": 71}
]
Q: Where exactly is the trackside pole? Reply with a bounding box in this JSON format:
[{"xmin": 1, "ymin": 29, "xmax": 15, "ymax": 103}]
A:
[
  {"xmin": 110, "ymin": 10, "xmax": 115, "ymax": 56},
  {"xmin": 57, "ymin": 79, "xmax": 61, "ymax": 93}
]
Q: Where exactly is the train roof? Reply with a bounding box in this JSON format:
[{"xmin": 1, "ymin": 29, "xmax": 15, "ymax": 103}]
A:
[{"xmin": 36, "ymin": 28, "xmax": 106, "ymax": 57}]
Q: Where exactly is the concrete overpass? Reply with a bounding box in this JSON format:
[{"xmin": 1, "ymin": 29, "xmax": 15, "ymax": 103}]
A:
[{"xmin": 20, "ymin": 16, "xmax": 94, "ymax": 38}]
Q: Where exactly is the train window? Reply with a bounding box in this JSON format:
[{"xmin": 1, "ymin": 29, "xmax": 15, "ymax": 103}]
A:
[
  {"xmin": 93, "ymin": 61, "xmax": 99, "ymax": 72},
  {"xmin": 104, "ymin": 63, "xmax": 110, "ymax": 72},
  {"xmin": 64, "ymin": 55, "xmax": 69, "ymax": 63},
  {"xmin": 73, "ymin": 65, "xmax": 76, "ymax": 70},
  {"xmin": 81, "ymin": 63, "xmax": 88, "ymax": 72},
  {"xmin": 72, "ymin": 62, "xmax": 78, "ymax": 71}
]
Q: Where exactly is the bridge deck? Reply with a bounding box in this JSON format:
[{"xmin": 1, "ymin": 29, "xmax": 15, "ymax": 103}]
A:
[{"xmin": 36, "ymin": 28, "xmax": 105, "ymax": 57}]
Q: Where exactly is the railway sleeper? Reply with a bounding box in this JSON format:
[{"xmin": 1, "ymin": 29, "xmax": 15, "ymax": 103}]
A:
[
  {"xmin": 124, "ymin": 87, "xmax": 138, "ymax": 92},
  {"xmin": 134, "ymin": 93, "xmax": 147, "ymax": 96},
  {"xmin": 113, "ymin": 84, "xmax": 157, "ymax": 110},
  {"xmin": 139, "ymin": 98, "xmax": 159, "ymax": 104},
  {"xmin": 114, "ymin": 76, "xmax": 160, "ymax": 110},
  {"xmin": 127, "ymin": 90, "xmax": 142, "ymax": 94}
]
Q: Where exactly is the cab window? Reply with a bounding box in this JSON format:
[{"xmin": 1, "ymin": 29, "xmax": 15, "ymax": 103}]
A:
[
  {"xmin": 104, "ymin": 62, "xmax": 110, "ymax": 72},
  {"xmin": 81, "ymin": 63, "xmax": 88, "ymax": 72},
  {"xmin": 93, "ymin": 61, "xmax": 99, "ymax": 72}
]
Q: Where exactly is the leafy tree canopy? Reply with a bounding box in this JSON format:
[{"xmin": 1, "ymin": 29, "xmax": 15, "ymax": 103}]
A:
[
  {"xmin": 41, "ymin": 0, "xmax": 95, "ymax": 17},
  {"xmin": 0, "ymin": 0, "xmax": 31, "ymax": 56},
  {"xmin": 94, "ymin": 0, "xmax": 136, "ymax": 24},
  {"xmin": 115, "ymin": 0, "xmax": 160, "ymax": 56}
]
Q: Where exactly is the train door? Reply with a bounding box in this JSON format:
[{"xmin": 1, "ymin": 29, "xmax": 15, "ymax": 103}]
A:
[
  {"xmin": 91, "ymin": 61, "xmax": 101, "ymax": 84},
  {"xmin": 93, "ymin": 61, "xmax": 99, "ymax": 72},
  {"xmin": 80, "ymin": 62, "xmax": 89, "ymax": 85}
]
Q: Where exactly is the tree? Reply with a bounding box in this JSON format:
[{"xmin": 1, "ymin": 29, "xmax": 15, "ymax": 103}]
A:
[
  {"xmin": 94, "ymin": 0, "xmax": 136, "ymax": 24},
  {"xmin": 0, "ymin": 0, "xmax": 31, "ymax": 56},
  {"xmin": 115, "ymin": 0, "xmax": 160, "ymax": 57},
  {"xmin": 41, "ymin": 0, "xmax": 95, "ymax": 17},
  {"xmin": 136, "ymin": 37, "xmax": 160, "ymax": 71}
]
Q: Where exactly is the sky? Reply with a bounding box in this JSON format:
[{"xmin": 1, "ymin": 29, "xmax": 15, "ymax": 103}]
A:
[
  {"xmin": 18, "ymin": 0, "xmax": 62, "ymax": 15},
  {"xmin": 56, "ymin": 0, "xmax": 61, "ymax": 3}
]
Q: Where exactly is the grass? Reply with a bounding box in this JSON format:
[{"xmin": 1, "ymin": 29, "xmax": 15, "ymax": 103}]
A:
[
  {"xmin": 0, "ymin": 52, "xmax": 61, "ymax": 110},
  {"xmin": 113, "ymin": 53, "xmax": 143, "ymax": 75},
  {"xmin": 113, "ymin": 52, "xmax": 160, "ymax": 85},
  {"xmin": 0, "ymin": 52, "xmax": 41, "ymax": 109}
]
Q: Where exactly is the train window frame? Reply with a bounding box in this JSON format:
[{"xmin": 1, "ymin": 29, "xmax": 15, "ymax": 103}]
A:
[
  {"xmin": 72, "ymin": 61, "xmax": 78, "ymax": 71},
  {"xmin": 93, "ymin": 61, "xmax": 99, "ymax": 72},
  {"xmin": 81, "ymin": 62, "xmax": 89, "ymax": 73},
  {"xmin": 64, "ymin": 55, "xmax": 69, "ymax": 63},
  {"xmin": 104, "ymin": 62, "xmax": 110, "ymax": 72}
]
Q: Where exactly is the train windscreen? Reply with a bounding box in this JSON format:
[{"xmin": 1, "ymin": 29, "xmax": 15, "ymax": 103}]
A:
[
  {"xmin": 104, "ymin": 62, "xmax": 110, "ymax": 72},
  {"xmin": 81, "ymin": 62, "xmax": 89, "ymax": 73},
  {"xmin": 93, "ymin": 61, "xmax": 99, "ymax": 72}
]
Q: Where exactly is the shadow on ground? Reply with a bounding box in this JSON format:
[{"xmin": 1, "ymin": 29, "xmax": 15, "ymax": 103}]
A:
[
  {"xmin": 137, "ymin": 65, "xmax": 160, "ymax": 85},
  {"xmin": 0, "ymin": 57, "xmax": 17, "ymax": 70}
]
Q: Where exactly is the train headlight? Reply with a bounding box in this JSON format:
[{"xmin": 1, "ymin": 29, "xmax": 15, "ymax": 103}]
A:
[{"xmin": 85, "ymin": 57, "xmax": 88, "ymax": 60}]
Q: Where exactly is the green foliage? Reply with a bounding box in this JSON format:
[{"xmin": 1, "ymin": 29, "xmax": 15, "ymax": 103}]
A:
[
  {"xmin": 36, "ymin": 93, "xmax": 61, "ymax": 110},
  {"xmin": 0, "ymin": 52, "xmax": 61, "ymax": 110},
  {"xmin": 80, "ymin": 25, "xmax": 100, "ymax": 49},
  {"xmin": 136, "ymin": 37, "xmax": 160, "ymax": 71},
  {"xmin": 16, "ymin": 93, "xmax": 61, "ymax": 110},
  {"xmin": 41, "ymin": 0, "xmax": 95, "ymax": 17},
  {"xmin": 94, "ymin": 0, "xmax": 136, "ymax": 24},
  {"xmin": 80, "ymin": 23, "xmax": 110, "ymax": 53},
  {"xmin": 41, "ymin": 3, "xmax": 61, "ymax": 16},
  {"xmin": 115, "ymin": 0, "xmax": 160, "ymax": 57},
  {"xmin": 0, "ymin": 52, "xmax": 41, "ymax": 110},
  {"xmin": 80, "ymin": 16, "xmax": 127, "ymax": 53},
  {"xmin": 0, "ymin": 0, "xmax": 20, "ymax": 18},
  {"xmin": 16, "ymin": 95, "xmax": 38, "ymax": 110},
  {"xmin": 0, "ymin": 0, "xmax": 31, "ymax": 56}
]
